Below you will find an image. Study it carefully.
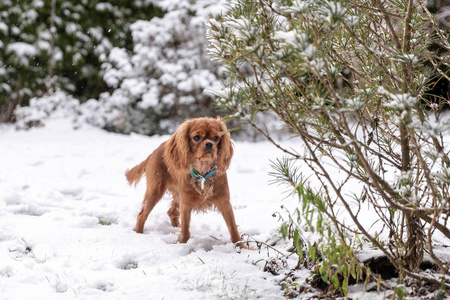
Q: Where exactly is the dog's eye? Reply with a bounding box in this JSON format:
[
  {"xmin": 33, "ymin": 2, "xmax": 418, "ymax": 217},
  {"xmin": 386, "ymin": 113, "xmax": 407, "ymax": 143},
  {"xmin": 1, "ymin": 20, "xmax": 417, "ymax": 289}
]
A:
[
  {"xmin": 213, "ymin": 136, "xmax": 220, "ymax": 142},
  {"xmin": 193, "ymin": 135, "xmax": 201, "ymax": 141}
]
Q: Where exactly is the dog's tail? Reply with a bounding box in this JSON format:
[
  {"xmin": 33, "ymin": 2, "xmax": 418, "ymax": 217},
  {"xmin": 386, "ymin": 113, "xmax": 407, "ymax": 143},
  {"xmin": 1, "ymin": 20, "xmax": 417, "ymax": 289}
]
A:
[{"xmin": 125, "ymin": 157, "xmax": 148, "ymax": 187}]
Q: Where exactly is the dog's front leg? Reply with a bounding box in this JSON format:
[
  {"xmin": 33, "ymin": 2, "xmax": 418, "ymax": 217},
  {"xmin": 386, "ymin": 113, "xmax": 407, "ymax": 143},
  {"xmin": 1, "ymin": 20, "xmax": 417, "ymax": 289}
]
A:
[
  {"xmin": 178, "ymin": 201, "xmax": 192, "ymax": 243},
  {"xmin": 216, "ymin": 199, "xmax": 241, "ymax": 244}
]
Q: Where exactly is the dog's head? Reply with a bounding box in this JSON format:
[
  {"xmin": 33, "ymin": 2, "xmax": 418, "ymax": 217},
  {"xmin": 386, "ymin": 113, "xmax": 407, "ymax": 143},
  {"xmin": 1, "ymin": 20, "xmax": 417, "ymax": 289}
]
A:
[{"xmin": 164, "ymin": 117, "xmax": 233, "ymax": 173}]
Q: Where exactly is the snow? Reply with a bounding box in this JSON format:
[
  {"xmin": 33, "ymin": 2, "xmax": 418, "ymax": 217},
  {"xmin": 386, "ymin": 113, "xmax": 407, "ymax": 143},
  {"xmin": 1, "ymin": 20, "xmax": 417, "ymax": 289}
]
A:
[
  {"xmin": 280, "ymin": 0, "xmax": 310, "ymax": 13},
  {"xmin": 320, "ymin": 0, "xmax": 347, "ymax": 22},
  {"xmin": 91, "ymin": 0, "xmax": 229, "ymax": 135},
  {"xmin": 378, "ymin": 86, "xmax": 418, "ymax": 110},
  {"xmin": 139, "ymin": 85, "xmax": 160, "ymax": 109},
  {"xmin": 95, "ymin": 2, "xmax": 114, "ymax": 12},
  {"xmin": 0, "ymin": 22, "xmax": 8, "ymax": 34},
  {"xmin": 0, "ymin": 118, "xmax": 297, "ymax": 299},
  {"xmin": 6, "ymin": 42, "xmax": 38, "ymax": 66},
  {"xmin": 65, "ymin": 23, "xmax": 79, "ymax": 35},
  {"xmin": 4, "ymin": 107, "xmax": 450, "ymax": 299}
]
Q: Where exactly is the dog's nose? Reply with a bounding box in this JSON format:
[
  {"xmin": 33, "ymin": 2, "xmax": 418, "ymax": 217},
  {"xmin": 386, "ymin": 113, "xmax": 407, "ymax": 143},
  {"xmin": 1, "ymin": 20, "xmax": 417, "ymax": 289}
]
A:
[{"xmin": 205, "ymin": 142, "xmax": 213, "ymax": 149}]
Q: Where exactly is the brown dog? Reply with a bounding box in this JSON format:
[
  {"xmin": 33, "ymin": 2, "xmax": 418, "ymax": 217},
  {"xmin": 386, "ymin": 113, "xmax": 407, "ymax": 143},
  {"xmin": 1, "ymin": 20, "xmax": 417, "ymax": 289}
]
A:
[{"xmin": 125, "ymin": 117, "xmax": 242, "ymax": 246}]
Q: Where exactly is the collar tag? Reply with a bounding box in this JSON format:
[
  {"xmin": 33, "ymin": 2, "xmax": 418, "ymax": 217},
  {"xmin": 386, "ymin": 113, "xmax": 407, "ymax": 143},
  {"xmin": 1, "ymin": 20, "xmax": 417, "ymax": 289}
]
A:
[{"xmin": 190, "ymin": 169, "xmax": 216, "ymax": 190}]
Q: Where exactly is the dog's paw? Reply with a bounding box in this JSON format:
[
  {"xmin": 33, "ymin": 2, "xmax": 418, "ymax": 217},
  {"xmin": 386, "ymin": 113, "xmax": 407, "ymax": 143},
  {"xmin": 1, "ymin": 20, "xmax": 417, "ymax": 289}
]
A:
[
  {"xmin": 235, "ymin": 242, "xmax": 255, "ymax": 250},
  {"xmin": 134, "ymin": 227, "xmax": 144, "ymax": 234},
  {"xmin": 169, "ymin": 219, "xmax": 180, "ymax": 227},
  {"xmin": 178, "ymin": 233, "xmax": 190, "ymax": 243}
]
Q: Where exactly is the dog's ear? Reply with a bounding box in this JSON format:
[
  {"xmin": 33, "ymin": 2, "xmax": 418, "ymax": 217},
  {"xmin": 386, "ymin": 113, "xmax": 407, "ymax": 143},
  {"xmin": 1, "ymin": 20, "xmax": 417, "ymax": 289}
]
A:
[
  {"xmin": 164, "ymin": 120, "xmax": 191, "ymax": 170},
  {"xmin": 217, "ymin": 120, "xmax": 234, "ymax": 173}
]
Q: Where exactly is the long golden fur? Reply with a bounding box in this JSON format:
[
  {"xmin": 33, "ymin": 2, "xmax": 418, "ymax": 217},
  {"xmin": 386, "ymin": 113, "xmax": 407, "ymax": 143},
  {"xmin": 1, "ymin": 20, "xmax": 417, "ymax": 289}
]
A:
[{"xmin": 125, "ymin": 117, "xmax": 242, "ymax": 246}]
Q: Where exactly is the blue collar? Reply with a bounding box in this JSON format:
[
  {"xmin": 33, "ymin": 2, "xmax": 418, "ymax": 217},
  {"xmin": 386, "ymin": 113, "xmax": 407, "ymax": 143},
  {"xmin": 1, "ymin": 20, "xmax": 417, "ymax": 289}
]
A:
[{"xmin": 190, "ymin": 169, "xmax": 216, "ymax": 190}]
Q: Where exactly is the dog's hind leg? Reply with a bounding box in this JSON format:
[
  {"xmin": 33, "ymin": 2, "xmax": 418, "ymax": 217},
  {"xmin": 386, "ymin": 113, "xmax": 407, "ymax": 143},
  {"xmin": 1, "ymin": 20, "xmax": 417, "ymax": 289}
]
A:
[
  {"xmin": 135, "ymin": 182, "xmax": 166, "ymax": 234},
  {"xmin": 167, "ymin": 194, "xmax": 180, "ymax": 227}
]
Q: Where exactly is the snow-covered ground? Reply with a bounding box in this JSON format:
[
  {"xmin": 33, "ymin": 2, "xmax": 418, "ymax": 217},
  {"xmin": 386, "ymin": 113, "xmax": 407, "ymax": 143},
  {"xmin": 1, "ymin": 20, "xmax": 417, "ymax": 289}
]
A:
[
  {"xmin": 1, "ymin": 117, "xmax": 449, "ymax": 300},
  {"xmin": 0, "ymin": 119, "xmax": 302, "ymax": 299}
]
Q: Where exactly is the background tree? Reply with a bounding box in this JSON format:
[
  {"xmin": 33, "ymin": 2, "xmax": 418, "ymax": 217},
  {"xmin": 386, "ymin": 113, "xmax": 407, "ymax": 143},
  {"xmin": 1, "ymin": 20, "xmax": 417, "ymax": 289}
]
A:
[
  {"xmin": 4, "ymin": 0, "xmax": 228, "ymax": 136},
  {"xmin": 0, "ymin": 0, "xmax": 163, "ymax": 123},
  {"xmin": 207, "ymin": 0, "xmax": 450, "ymax": 296},
  {"xmin": 84, "ymin": 0, "xmax": 227, "ymax": 135}
]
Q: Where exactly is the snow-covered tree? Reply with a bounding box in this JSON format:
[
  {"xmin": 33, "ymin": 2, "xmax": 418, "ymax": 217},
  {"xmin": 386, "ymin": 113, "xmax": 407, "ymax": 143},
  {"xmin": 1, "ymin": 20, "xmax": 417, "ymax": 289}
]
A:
[
  {"xmin": 0, "ymin": 0, "xmax": 47, "ymax": 122},
  {"xmin": 207, "ymin": 0, "xmax": 450, "ymax": 296},
  {"xmin": 82, "ymin": 0, "xmax": 228, "ymax": 135},
  {"xmin": 0, "ymin": 0, "xmax": 163, "ymax": 123}
]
